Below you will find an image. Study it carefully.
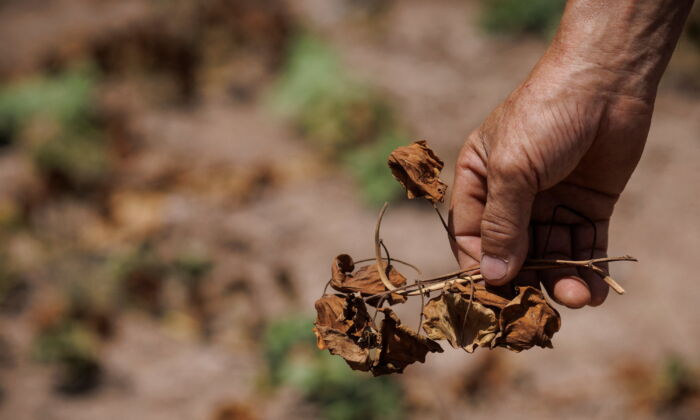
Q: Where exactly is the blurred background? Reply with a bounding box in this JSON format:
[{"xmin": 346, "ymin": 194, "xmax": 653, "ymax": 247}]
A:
[{"xmin": 0, "ymin": 0, "xmax": 698, "ymax": 419}]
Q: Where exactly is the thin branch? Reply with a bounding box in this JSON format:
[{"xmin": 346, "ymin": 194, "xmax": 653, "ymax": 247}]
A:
[
  {"xmin": 602, "ymin": 276, "xmax": 625, "ymax": 295},
  {"xmin": 363, "ymin": 255, "xmax": 636, "ymax": 300},
  {"xmin": 419, "ymin": 264, "xmax": 482, "ymax": 283},
  {"xmin": 372, "ymin": 296, "xmax": 386, "ymax": 325},
  {"xmin": 432, "ymin": 203, "xmax": 478, "ymax": 262},
  {"xmin": 416, "ymin": 279, "xmax": 426, "ymax": 334},
  {"xmin": 374, "ymin": 202, "xmax": 396, "ymax": 291},
  {"xmin": 460, "ymin": 274, "xmax": 474, "ymax": 347},
  {"xmin": 526, "ymin": 255, "xmax": 637, "ymax": 266},
  {"xmin": 380, "ymin": 240, "xmax": 392, "ymax": 267},
  {"xmin": 353, "ymin": 257, "xmax": 422, "ymax": 276},
  {"xmin": 456, "ymin": 275, "xmax": 476, "ymax": 354}
]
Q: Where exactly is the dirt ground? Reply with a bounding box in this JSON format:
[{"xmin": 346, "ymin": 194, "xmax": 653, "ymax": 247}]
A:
[{"xmin": 0, "ymin": 0, "xmax": 699, "ymax": 419}]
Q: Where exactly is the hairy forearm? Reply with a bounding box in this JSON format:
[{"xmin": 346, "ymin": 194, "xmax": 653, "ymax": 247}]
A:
[{"xmin": 536, "ymin": 0, "xmax": 695, "ymax": 100}]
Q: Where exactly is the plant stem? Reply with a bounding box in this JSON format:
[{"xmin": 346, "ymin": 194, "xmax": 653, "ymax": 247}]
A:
[
  {"xmin": 364, "ymin": 255, "xmax": 635, "ymax": 300},
  {"xmin": 374, "ymin": 202, "xmax": 396, "ymax": 291},
  {"xmin": 432, "ymin": 203, "xmax": 479, "ymax": 262}
]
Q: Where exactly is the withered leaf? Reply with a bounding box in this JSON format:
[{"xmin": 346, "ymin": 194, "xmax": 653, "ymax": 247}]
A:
[
  {"xmin": 330, "ymin": 255, "xmax": 407, "ymax": 306},
  {"xmin": 452, "ymin": 283, "xmax": 510, "ymax": 311},
  {"xmin": 313, "ymin": 294, "xmax": 379, "ymax": 371},
  {"xmin": 495, "ymin": 286, "xmax": 561, "ymax": 352},
  {"xmin": 331, "ymin": 254, "xmax": 354, "ymax": 286},
  {"xmin": 372, "ymin": 308, "xmax": 443, "ymax": 376},
  {"xmin": 388, "ymin": 140, "xmax": 447, "ymax": 204},
  {"xmin": 313, "ymin": 294, "xmax": 363, "ymax": 336},
  {"xmin": 422, "ymin": 291, "xmax": 499, "ymax": 353},
  {"xmin": 314, "ymin": 326, "xmax": 374, "ymax": 371}
]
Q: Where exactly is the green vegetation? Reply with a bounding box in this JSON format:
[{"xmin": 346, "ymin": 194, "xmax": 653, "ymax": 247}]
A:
[
  {"xmin": 31, "ymin": 294, "xmax": 105, "ymax": 395},
  {"xmin": 270, "ymin": 34, "xmax": 406, "ymax": 206},
  {"xmin": 32, "ymin": 319, "xmax": 99, "ymax": 367},
  {"xmin": 658, "ymin": 355, "xmax": 699, "ymax": 408},
  {"xmin": 172, "ymin": 253, "xmax": 213, "ymax": 286},
  {"xmin": 343, "ymin": 131, "xmax": 408, "ymax": 206},
  {"xmin": 263, "ymin": 315, "xmax": 404, "ymax": 420},
  {"xmin": 0, "ymin": 68, "xmax": 96, "ymax": 128},
  {"xmin": 113, "ymin": 244, "xmax": 169, "ymax": 314},
  {"xmin": 479, "ymin": 0, "xmax": 566, "ymax": 38},
  {"xmin": 0, "ymin": 65, "xmax": 109, "ymax": 190}
]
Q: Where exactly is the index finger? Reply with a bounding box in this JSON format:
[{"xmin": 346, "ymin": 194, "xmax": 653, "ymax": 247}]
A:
[{"xmin": 449, "ymin": 137, "xmax": 488, "ymax": 269}]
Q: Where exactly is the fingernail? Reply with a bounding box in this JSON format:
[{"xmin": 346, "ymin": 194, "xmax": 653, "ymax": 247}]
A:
[{"xmin": 481, "ymin": 254, "xmax": 508, "ymax": 281}]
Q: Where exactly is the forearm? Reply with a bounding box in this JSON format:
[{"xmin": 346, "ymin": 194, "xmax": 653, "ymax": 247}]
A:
[{"xmin": 536, "ymin": 0, "xmax": 695, "ymax": 101}]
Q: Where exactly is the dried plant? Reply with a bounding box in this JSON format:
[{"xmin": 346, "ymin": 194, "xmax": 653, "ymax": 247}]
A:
[{"xmin": 314, "ymin": 140, "xmax": 636, "ymax": 375}]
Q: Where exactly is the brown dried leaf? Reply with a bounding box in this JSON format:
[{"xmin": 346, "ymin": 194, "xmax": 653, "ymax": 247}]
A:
[
  {"xmin": 330, "ymin": 255, "xmax": 407, "ymax": 306},
  {"xmin": 388, "ymin": 140, "xmax": 447, "ymax": 204},
  {"xmin": 313, "ymin": 294, "xmax": 379, "ymax": 371},
  {"xmin": 495, "ymin": 286, "xmax": 561, "ymax": 352},
  {"xmin": 372, "ymin": 308, "xmax": 443, "ymax": 376},
  {"xmin": 331, "ymin": 254, "xmax": 354, "ymax": 286},
  {"xmin": 314, "ymin": 294, "xmax": 352, "ymax": 337},
  {"xmin": 314, "ymin": 326, "xmax": 375, "ymax": 371},
  {"xmin": 422, "ymin": 292, "xmax": 499, "ymax": 353},
  {"xmin": 313, "ymin": 294, "xmax": 373, "ymax": 340},
  {"xmin": 452, "ymin": 283, "xmax": 510, "ymax": 310}
]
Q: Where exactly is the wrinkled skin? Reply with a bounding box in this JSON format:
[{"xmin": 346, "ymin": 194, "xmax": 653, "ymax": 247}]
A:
[{"xmin": 449, "ymin": 0, "xmax": 694, "ymax": 308}]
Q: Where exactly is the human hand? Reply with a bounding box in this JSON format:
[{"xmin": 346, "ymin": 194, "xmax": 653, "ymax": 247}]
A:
[
  {"xmin": 449, "ymin": 63, "xmax": 652, "ymax": 308},
  {"xmin": 448, "ymin": 0, "xmax": 694, "ymax": 308}
]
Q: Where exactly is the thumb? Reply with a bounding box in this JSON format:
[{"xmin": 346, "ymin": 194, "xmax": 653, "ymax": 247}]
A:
[{"xmin": 480, "ymin": 153, "xmax": 537, "ymax": 285}]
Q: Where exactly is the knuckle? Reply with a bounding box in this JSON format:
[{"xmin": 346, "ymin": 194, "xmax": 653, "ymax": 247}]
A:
[
  {"xmin": 456, "ymin": 146, "xmax": 476, "ymax": 171},
  {"xmin": 481, "ymin": 212, "xmax": 519, "ymax": 243},
  {"xmin": 489, "ymin": 150, "xmax": 523, "ymax": 175},
  {"xmin": 489, "ymin": 150, "xmax": 539, "ymax": 192},
  {"xmin": 456, "ymin": 135, "xmax": 488, "ymax": 174},
  {"xmin": 466, "ymin": 129, "xmax": 482, "ymax": 145}
]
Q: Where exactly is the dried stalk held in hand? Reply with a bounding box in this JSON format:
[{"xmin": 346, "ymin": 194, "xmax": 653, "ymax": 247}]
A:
[{"xmin": 314, "ymin": 140, "xmax": 637, "ymax": 375}]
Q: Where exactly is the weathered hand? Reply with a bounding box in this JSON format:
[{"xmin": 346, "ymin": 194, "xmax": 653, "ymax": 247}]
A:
[
  {"xmin": 449, "ymin": 64, "xmax": 652, "ymax": 308},
  {"xmin": 448, "ymin": 0, "xmax": 693, "ymax": 308}
]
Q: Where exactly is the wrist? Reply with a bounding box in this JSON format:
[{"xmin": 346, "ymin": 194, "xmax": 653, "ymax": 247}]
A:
[
  {"xmin": 534, "ymin": 0, "xmax": 694, "ymax": 102},
  {"xmin": 532, "ymin": 45, "xmax": 657, "ymax": 104}
]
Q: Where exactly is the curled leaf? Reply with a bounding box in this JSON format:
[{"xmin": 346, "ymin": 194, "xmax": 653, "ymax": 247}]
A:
[
  {"xmin": 372, "ymin": 308, "xmax": 443, "ymax": 376},
  {"xmin": 313, "ymin": 294, "xmax": 379, "ymax": 371},
  {"xmin": 452, "ymin": 283, "xmax": 510, "ymax": 311},
  {"xmin": 422, "ymin": 291, "xmax": 499, "ymax": 353},
  {"xmin": 330, "ymin": 254, "xmax": 407, "ymax": 306},
  {"xmin": 314, "ymin": 326, "xmax": 375, "ymax": 371},
  {"xmin": 313, "ymin": 294, "xmax": 365, "ymax": 337},
  {"xmin": 331, "ymin": 254, "xmax": 355, "ymax": 285},
  {"xmin": 495, "ymin": 286, "xmax": 561, "ymax": 352},
  {"xmin": 313, "ymin": 295, "xmax": 441, "ymax": 374},
  {"xmin": 388, "ymin": 140, "xmax": 447, "ymax": 204}
]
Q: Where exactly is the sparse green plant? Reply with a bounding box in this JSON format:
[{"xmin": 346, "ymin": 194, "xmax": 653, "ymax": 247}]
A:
[
  {"xmin": 479, "ymin": 0, "xmax": 566, "ymax": 38},
  {"xmin": 31, "ymin": 299, "xmax": 104, "ymax": 395},
  {"xmin": 270, "ymin": 34, "xmax": 407, "ymax": 206},
  {"xmin": 344, "ymin": 131, "xmax": 408, "ymax": 206},
  {"xmin": 172, "ymin": 252, "xmax": 214, "ymax": 336},
  {"xmin": 0, "ymin": 65, "xmax": 110, "ymax": 191},
  {"xmin": 270, "ymin": 35, "xmax": 388, "ymax": 154},
  {"xmin": 33, "ymin": 321, "xmax": 103, "ymax": 395},
  {"xmin": 0, "ymin": 66, "xmax": 96, "ymax": 128},
  {"xmin": 113, "ymin": 243, "xmax": 169, "ymax": 314},
  {"xmin": 657, "ymin": 355, "xmax": 700, "ymax": 411},
  {"xmin": 172, "ymin": 253, "xmax": 213, "ymax": 285}
]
